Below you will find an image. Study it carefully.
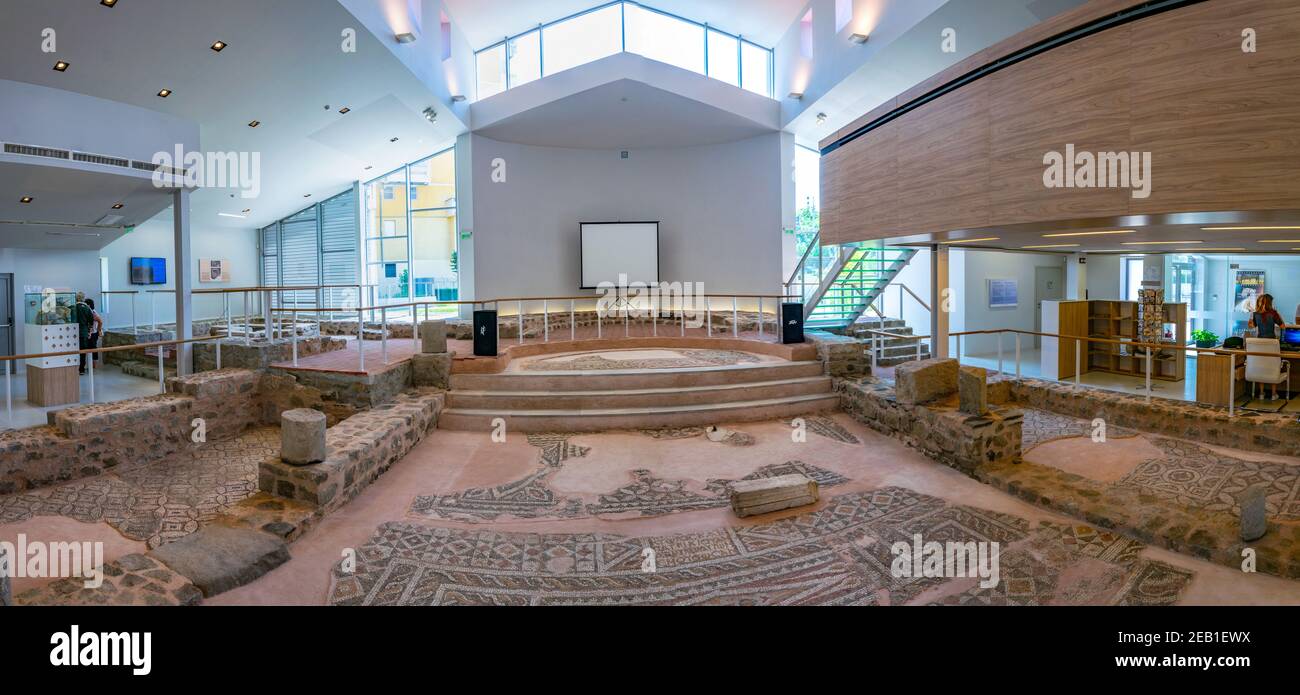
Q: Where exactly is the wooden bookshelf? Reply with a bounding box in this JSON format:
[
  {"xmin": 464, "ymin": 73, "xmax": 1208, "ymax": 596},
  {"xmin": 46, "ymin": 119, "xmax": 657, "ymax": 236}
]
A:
[{"xmin": 1042, "ymin": 299, "xmax": 1187, "ymax": 382}]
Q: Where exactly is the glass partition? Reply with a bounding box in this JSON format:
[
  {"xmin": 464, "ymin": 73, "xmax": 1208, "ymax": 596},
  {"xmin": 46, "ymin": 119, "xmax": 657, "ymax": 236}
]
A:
[
  {"xmin": 475, "ymin": 2, "xmax": 773, "ymax": 100},
  {"xmin": 542, "ymin": 3, "xmax": 623, "ymax": 76}
]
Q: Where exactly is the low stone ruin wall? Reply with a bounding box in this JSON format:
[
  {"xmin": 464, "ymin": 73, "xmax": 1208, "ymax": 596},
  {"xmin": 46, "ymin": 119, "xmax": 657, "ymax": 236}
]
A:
[
  {"xmin": 258, "ymin": 390, "xmax": 443, "ymax": 513},
  {"xmin": 807, "ymin": 330, "xmax": 869, "ymax": 379},
  {"xmin": 192, "ymin": 336, "xmax": 347, "ymax": 372},
  {"xmin": 995, "ymin": 375, "xmax": 1300, "ymax": 458},
  {"xmin": 836, "ymin": 359, "xmax": 1021, "ymax": 475}
]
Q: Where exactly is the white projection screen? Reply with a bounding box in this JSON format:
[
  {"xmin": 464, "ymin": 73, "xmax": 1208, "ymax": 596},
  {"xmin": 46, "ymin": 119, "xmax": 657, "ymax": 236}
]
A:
[{"xmin": 580, "ymin": 222, "xmax": 660, "ymax": 289}]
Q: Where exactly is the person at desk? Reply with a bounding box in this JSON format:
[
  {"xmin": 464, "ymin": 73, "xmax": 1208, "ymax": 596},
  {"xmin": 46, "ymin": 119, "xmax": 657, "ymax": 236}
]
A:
[{"xmin": 1249, "ymin": 293, "xmax": 1285, "ymax": 339}]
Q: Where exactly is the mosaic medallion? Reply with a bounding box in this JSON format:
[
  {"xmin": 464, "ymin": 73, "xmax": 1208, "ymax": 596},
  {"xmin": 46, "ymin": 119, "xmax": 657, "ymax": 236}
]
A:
[{"xmin": 522, "ymin": 349, "xmax": 761, "ymax": 371}]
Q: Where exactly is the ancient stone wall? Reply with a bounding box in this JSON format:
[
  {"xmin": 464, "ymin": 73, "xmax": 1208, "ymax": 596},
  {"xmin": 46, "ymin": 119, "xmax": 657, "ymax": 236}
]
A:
[
  {"xmin": 806, "ymin": 330, "xmax": 869, "ymax": 379},
  {"xmin": 258, "ymin": 390, "xmax": 443, "ymax": 512},
  {"xmin": 193, "ymin": 336, "xmax": 347, "ymax": 372},
  {"xmin": 836, "ymin": 378, "xmax": 1022, "ymax": 475}
]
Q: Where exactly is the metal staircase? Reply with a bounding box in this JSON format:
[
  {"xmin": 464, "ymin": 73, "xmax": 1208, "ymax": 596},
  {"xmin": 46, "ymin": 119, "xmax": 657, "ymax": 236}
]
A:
[{"xmin": 785, "ymin": 238, "xmax": 917, "ymax": 330}]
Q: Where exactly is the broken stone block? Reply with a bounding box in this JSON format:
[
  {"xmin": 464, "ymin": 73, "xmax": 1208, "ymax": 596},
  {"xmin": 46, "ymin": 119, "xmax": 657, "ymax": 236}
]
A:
[
  {"xmin": 148, "ymin": 526, "xmax": 290, "ymax": 598},
  {"xmin": 1, "ymin": 547, "xmax": 10, "ymax": 606},
  {"xmin": 280, "ymin": 408, "xmax": 327, "ymax": 465},
  {"xmin": 730, "ymin": 474, "xmax": 819, "ymax": 518},
  {"xmin": 411, "ymin": 353, "xmax": 452, "ymax": 389},
  {"xmin": 894, "ymin": 358, "xmax": 958, "ymax": 405},
  {"xmin": 1240, "ymin": 484, "xmax": 1267, "ymax": 542},
  {"xmin": 959, "ymin": 366, "xmax": 989, "ymax": 416},
  {"xmin": 419, "ymin": 320, "xmax": 447, "ymax": 354}
]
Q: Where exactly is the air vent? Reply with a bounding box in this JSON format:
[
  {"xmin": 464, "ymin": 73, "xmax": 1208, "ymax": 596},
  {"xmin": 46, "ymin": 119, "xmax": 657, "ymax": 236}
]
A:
[
  {"xmin": 3, "ymin": 142, "xmax": 71, "ymax": 160},
  {"xmin": 131, "ymin": 160, "xmax": 188, "ymax": 178},
  {"xmin": 73, "ymin": 152, "xmax": 130, "ymax": 168}
]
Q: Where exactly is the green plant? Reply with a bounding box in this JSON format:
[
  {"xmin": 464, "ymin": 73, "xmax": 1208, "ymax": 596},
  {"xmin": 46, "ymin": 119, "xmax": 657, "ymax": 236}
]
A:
[{"xmin": 1191, "ymin": 328, "xmax": 1219, "ymax": 344}]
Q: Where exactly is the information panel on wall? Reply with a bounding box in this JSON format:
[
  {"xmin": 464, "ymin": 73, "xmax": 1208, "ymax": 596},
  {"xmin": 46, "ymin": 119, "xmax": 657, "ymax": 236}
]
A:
[{"xmin": 580, "ymin": 222, "xmax": 660, "ymax": 289}]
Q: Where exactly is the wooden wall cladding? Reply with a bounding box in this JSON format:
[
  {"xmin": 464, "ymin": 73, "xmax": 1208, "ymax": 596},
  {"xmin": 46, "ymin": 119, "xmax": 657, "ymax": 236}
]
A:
[{"xmin": 820, "ymin": 0, "xmax": 1300, "ymax": 246}]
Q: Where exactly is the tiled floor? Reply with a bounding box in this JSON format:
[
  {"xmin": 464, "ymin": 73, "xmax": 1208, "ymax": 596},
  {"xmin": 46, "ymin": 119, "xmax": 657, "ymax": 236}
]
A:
[
  {"xmin": 210, "ymin": 413, "xmax": 1300, "ymax": 606},
  {"xmin": 0, "ymin": 363, "xmax": 163, "ymax": 431}
]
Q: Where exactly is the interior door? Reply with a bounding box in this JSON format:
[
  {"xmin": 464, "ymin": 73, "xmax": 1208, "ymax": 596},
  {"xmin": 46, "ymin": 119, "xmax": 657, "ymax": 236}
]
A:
[{"xmin": 1035, "ymin": 266, "xmax": 1065, "ymax": 349}]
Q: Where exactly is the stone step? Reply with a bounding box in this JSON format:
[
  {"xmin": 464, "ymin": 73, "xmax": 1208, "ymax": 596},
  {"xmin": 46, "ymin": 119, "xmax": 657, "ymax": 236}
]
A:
[
  {"xmin": 446, "ymin": 376, "xmax": 832, "ymax": 411},
  {"xmin": 449, "ymin": 360, "xmax": 825, "ymax": 392},
  {"xmin": 438, "ymin": 393, "xmax": 840, "ymax": 433},
  {"xmin": 878, "ymin": 351, "xmax": 932, "ymax": 367}
]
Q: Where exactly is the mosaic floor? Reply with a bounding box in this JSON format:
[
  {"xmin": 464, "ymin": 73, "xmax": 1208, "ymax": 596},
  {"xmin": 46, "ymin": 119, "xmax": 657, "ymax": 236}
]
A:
[
  {"xmin": 0, "ymin": 427, "xmax": 277, "ymax": 549},
  {"xmin": 518, "ymin": 348, "xmax": 763, "ymax": 371},
  {"xmin": 408, "ymin": 415, "xmax": 858, "ymax": 523},
  {"xmin": 1021, "ymin": 408, "xmax": 1300, "ymax": 521},
  {"xmin": 330, "ymin": 486, "xmax": 1193, "ymax": 606}
]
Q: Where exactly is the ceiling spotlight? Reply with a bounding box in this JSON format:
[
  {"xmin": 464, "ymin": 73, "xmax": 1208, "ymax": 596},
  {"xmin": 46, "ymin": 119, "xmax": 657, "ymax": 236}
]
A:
[
  {"xmin": 1041, "ymin": 230, "xmax": 1136, "ymax": 238},
  {"xmin": 943, "ymin": 237, "xmax": 1000, "ymax": 244},
  {"xmin": 112, "ymin": 203, "xmax": 124, "ymax": 209},
  {"xmin": 422, "ymin": 107, "xmax": 438, "ymax": 123},
  {"xmin": 787, "ymin": 91, "xmax": 804, "ymax": 100},
  {"xmin": 395, "ymin": 32, "xmax": 417, "ymax": 44},
  {"xmin": 389, "ymin": 137, "xmax": 400, "ymax": 143},
  {"xmin": 20, "ymin": 196, "xmax": 33, "ymax": 204},
  {"xmin": 157, "ymin": 88, "xmax": 172, "ymax": 98},
  {"xmin": 53, "ymin": 60, "xmax": 70, "ymax": 72},
  {"xmin": 364, "ymin": 165, "xmax": 373, "ymax": 170},
  {"xmin": 815, "ymin": 112, "xmax": 828, "ymax": 125},
  {"xmin": 210, "ymin": 40, "xmax": 227, "ymax": 52},
  {"xmin": 849, "ymin": 33, "xmax": 870, "ymax": 45},
  {"xmin": 1022, "ymin": 244, "xmax": 1080, "ymax": 249},
  {"xmin": 303, "ymin": 193, "xmax": 312, "ymax": 198},
  {"xmin": 451, "ymin": 95, "xmax": 467, "ymax": 103},
  {"xmin": 338, "ymin": 107, "xmax": 351, "ymax": 114},
  {"xmin": 248, "ymin": 120, "xmax": 260, "ymax": 128},
  {"xmin": 100, "ymin": 0, "xmax": 117, "ymax": 6}
]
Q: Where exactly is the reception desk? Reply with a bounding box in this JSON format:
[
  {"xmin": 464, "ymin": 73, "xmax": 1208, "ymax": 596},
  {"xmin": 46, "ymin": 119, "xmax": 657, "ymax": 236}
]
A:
[{"xmin": 1194, "ymin": 351, "xmax": 1246, "ymax": 407}]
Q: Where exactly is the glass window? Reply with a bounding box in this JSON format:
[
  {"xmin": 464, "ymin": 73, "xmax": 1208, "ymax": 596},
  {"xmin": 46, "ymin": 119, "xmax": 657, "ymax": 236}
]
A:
[
  {"xmin": 412, "ymin": 209, "xmax": 459, "ymax": 304},
  {"xmin": 1123, "ymin": 257, "xmax": 1144, "ymax": 301},
  {"xmin": 707, "ymin": 30, "xmax": 739, "ymax": 86},
  {"xmin": 476, "ymin": 43, "xmax": 506, "ymax": 99},
  {"xmin": 508, "ymin": 30, "xmax": 541, "ymax": 88},
  {"xmin": 409, "ymin": 150, "xmax": 456, "ymax": 211},
  {"xmin": 542, "ymin": 3, "xmax": 623, "ymax": 76},
  {"xmin": 800, "ymin": 10, "xmax": 814, "ymax": 59},
  {"xmin": 625, "ymin": 5, "xmax": 705, "ymax": 75},
  {"xmin": 741, "ymin": 40, "xmax": 770, "ymax": 96}
]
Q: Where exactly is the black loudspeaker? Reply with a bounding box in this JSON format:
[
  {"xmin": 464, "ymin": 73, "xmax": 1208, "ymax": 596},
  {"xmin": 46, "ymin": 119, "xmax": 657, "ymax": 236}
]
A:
[
  {"xmin": 781, "ymin": 303, "xmax": 805, "ymax": 344},
  {"xmin": 473, "ymin": 310, "xmax": 498, "ymax": 356}
]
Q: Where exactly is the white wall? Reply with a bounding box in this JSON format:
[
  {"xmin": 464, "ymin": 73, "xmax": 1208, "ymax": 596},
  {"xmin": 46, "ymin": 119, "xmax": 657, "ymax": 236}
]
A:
[
  {"xmin": 467, "ymin": 133, "xmax": 786, "ymax": 311},
  {"xmin": 99, "ymin": 212, "xmax": 259, "ymax": 329},
  {"xmin": 959, "ymin": 250, "xmax": 1066, "ymax": 355},
  {"xmin": 0, "ymin": 248, "xmax": 100, "ymax": 362},
  {"xmin": 1085, "ymin": 254, "xmax": 1122, "ymax": 300}
]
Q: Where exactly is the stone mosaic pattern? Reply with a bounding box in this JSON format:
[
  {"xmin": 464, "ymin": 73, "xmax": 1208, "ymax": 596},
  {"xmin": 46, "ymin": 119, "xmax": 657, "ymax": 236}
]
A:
[
  {"xmin": 333, "ymin": 487, "xmax": 1192, "ymax": 606},
  {"xmin": 409, "ymin": 426, "xmax": 849, "ymax": 522},
  {"xmin": 522, "ymin": 349, "xmax": 760, "ymax": 371},
  {"xmin": 0, "ymin": 428, "xmax": 279, "ymax": 549},
  {"xmin": 16, "ymin": 553, "xmax": 202, "ymax": 607},
  {"xmin": 1117, "ymin": 437, "xmax": 1300, "ymax": 521},
  {"xmin": 805, "ymin": 414, "xmax": 861, "ymax": 444},
  {"xmin": 1020, "ymin": 408, "xmax": 1136, "ymax": 451}
]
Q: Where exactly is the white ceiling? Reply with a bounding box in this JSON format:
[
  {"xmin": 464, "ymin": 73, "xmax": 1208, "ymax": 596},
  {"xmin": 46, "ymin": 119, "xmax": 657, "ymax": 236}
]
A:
[
  {"xmin": 0, "ymin": 0, "xmax": 464, "ymax": 234},
  {"xmin": 0, "ymin": 161, "xmax": 174, "ymax": 250},
  {"xmin": 444, "ymin": 0, "xmax": 808, "ymax": 49}
]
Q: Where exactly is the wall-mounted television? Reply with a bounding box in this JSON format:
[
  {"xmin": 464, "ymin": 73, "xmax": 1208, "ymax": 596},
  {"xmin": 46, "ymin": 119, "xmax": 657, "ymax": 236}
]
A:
[{"xmin": 130, "ymin": 257, "xmax": 167, "ymax": 285}]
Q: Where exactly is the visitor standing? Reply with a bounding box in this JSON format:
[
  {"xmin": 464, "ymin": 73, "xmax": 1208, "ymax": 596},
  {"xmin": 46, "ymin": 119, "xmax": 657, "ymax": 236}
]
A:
[
  {"xmin": 74, "ymin": 292, "xmax": 94, "ymax": 374},
  {"xmin": 86, "ymin": 298, "xmax": 104, "ymax": 363}
]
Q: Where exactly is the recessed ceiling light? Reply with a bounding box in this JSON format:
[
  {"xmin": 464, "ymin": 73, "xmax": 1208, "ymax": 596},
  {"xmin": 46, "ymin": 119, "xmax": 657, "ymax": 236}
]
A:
[
  {"xmin": 218, "ymin": 212, "xmax": 248, "ymax": 219},
  {"xmin": 157, "ymin": 88, "xmax": 172, "ymax": 98},
  {"xmin": 1041, "ymin": 230, "xmax": 1136, "ymax": 238},
  {"xmin": 100, "ymin": 0, "xmax": 117, "ymax": 6},
  {"xmin": 53, "ymin": 60, "xmax": 69, "ymax": 72},
  {"xmin": 111, "ymin": 203, "xmax": 124, "ymax": 209},
  {"xmin": 1257, "ymin": 239, "xmax": 1300, "ymax": 243},
  {"xmin": 390, "ymin": 137, "xmax": 399, "ymax": 142},
  {"xmin": 338, "ymin": 107, "xmax": 350, "ymax": 114},
  {"xmin": 1177, "ymin": 248, "xmax": 1244, "ymax": 251},
  {"xmin": 395, "ymin": 32, "xmax": 417, "ymax": 44},
  {"xmin": 210, "ymin": 40, "xmax": 227, "ymax": 52},
  {"xmin": 1022, "ymin": 244, "xmax": 1080, "ymax": 249},
  {"xmin": 20, "ymin": 196, "xmax": 33, "ymax": 204},
  {"xmin": 363, "ymin": 165, "xmax": 373, "ymax": 170},
  {"xmin": 849, "ymin": 33, "xmax": 870, "ymax": 44},
  {"xmin": 303, "ymin": 194, "xmax": 312, "ymax": 198},
  {"xmin": 943, "ymin": 237, "xmax": 1000, "ymax": 244},
  {"xmin": 1120, "ymin": 240, "xmax": 1202, "ymax": 245},
  {"xmin": 248, "ymin": 120, "xmax": 260, "ymax": 128},
  {"xmin": 242, "ymin": 209, "xmax": 251, "ymax": 214},
  {"xmin": 1203, "ymin": 226, "xmax": 1300, "ymax": 231}
]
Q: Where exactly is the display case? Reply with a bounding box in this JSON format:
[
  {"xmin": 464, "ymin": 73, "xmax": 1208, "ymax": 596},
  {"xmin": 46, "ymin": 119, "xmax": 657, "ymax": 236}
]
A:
[{"xmin": 23, "ymin": 290, "xmax": 80, "ymax": 406}]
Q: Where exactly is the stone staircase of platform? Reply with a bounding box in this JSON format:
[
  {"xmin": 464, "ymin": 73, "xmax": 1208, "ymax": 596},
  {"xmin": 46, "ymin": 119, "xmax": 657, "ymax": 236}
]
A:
[
  {"xmin": 846, "ymin": 317, "xmax": 932, "ymax": 367},
  {"xmin": 438, "ymin": 360, "xmax": 838, "ymax": 433}
]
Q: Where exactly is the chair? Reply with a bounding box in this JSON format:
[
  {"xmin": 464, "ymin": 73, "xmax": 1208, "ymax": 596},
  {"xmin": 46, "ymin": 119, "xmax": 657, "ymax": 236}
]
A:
[{"xmin": 1244, "ymin": 337, "xmax": 1290, "ymax": 401}]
